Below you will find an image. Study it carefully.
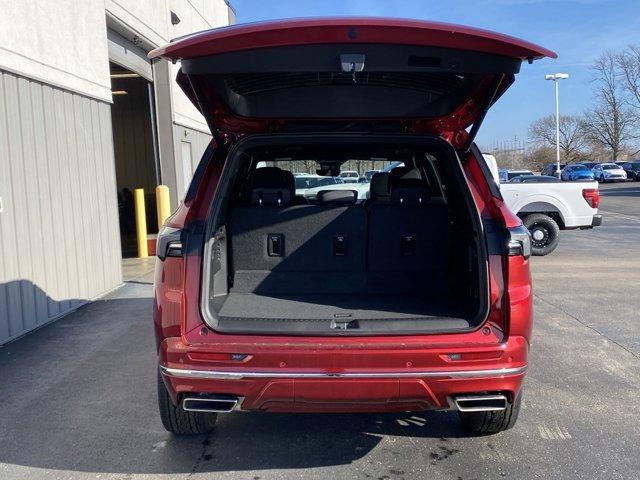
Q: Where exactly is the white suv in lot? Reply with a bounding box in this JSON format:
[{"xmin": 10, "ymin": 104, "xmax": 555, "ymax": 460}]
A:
[{"xmin": 339, "ymin": 170, "xmax": 360, "ymax": 183}]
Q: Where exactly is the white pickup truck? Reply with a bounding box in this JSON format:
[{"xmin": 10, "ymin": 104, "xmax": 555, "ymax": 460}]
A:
[{"xmin": 483, "ymin": 154, "xmax": 602, "ymax": 255}]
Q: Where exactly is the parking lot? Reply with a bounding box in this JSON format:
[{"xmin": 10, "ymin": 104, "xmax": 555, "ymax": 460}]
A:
[{"xmin": 0, "ymin": 182, "xmax": 638, "ymax": 480}]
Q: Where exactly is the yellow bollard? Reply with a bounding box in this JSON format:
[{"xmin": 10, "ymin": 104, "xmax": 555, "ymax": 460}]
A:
[
  {"xmin": 156, "ymin": 185, "xmax": 171, "ymax": 230},
  {"xmin": 134, "ymin": 188, "xmax": 148, "ymax": 258}
]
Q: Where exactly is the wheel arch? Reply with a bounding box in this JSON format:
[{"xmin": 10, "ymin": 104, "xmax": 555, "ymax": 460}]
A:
[{"xmin": 513, "ymin": 200, "xmax": 567, "ymax": 229}]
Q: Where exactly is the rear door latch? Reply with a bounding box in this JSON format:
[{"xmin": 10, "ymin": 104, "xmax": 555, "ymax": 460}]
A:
[
  {"xmin": 330, "ymin": 314, "xmax": 358, "ymax": 330},
  {"xmin": 340, "ymin": 54, "xmax": 365, "ymax": 83}
]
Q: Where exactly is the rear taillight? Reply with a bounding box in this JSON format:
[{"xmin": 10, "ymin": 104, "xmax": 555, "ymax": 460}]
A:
[
  {"xmin": 507, "ymin": 225, "xmax": 531, "ymax": 260},
  {"xmin": 582, "ymin": 188, "xmax": 600, "ymax": 209},
  {"xmin": 157, "ymin": 226, "xmax": 183, "ymax": 260}
]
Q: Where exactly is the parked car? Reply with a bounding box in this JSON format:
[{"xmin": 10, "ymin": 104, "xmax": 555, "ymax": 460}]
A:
[
  {"xmin": 581, "ymin": 162, "xmax": 598, "ymax": 170},
  {"xmin": 614, "ymin": 161, "xmax": 627, "ymax": 167},
  {"xmin": 509, "ymin": 175, "xmax": 561, "ymax": 183},
  {"xmin": 592, "ymin": 163, "xmax": 627, "ymax": 183},
  {"xmin": 498, "ymin": 169, "xmax": 534, "ymax": 182},
  {"xmin": 484, "ymin": 156, "xmax": 602, "ymax": 256},
  {"xmin": 622, "ymin": 161, "xmax": 640, "ymax": 181},
  {"xmin": 560, "ymin": 164, "xmax": 595, "ymax": 182},
  {"xmin": 151, "ymin": 17, "xmax": 555, "ymax": 436},
  {"xmin": 339, "ymin": 170, "xmax": 360, "ymax": 183},
  {"xmin": 541, "ymin": 163, "xmax": 566, "ymax": 177},
  {"xmin": 303, "ymin": 181, "xmax": 370, "ymax": 201},
  {"xmin": 359, "ymin": 169, "xmax": 379, "ymax": 182},
  {"xmin": 294, "ymin": 175, "xmax": 344, "ymax": 196}
]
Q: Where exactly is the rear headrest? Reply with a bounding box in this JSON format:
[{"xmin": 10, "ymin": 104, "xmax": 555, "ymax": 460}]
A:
[
  {"xmin": 249, "ymin": 167, "xmax": 295, "ymax": 206},
  {"xmin": 317, "ymin": 189, "xmax": 358, "ymax": 205},
  {"xmin": 251, "ymin": 188, "xmax": 292, "ymax": 206},
  {"xmin": 390, "ymin": 187, "xmax": 431, "ymax": 205},
  {"xmin": 389, "ymin": 167, "xmax": 431, "ymax": 205},
  {"xmin": 369, "ymin": 172, "xmax": 390, "ymax": 201},
  {"xmin": 388, "ymin": 166, "xmax": 424, "ymax": 186}
]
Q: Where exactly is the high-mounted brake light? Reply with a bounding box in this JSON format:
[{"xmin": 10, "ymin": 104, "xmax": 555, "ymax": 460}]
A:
[
  {"xmin": 582, "ymin": 188, "xmax": 599, "ymax": 209},
  {"xmin": 507, "ymin": 225, "xmax": 531, "ymax": 259}
]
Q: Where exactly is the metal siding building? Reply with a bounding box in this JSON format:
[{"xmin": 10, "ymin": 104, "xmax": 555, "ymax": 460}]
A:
[{"xmin": 0, "ymin": 0, "xmax": 234, "ymax": 344}]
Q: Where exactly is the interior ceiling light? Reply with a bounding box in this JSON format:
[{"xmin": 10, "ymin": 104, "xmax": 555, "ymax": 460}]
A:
[{"xmin": 112, "ymin": 90, "xmax": 128, "ymax": 95}]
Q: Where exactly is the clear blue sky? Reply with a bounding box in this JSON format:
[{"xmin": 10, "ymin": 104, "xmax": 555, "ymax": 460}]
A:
[{"xmin": 229, "ymin": 0, "xmax": 640, "ymax": 149}]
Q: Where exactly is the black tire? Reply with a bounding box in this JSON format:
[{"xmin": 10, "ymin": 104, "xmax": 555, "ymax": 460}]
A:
[
  {"xmin": 523, "ymin": 214, "xmax": 560, "ymax": 256},
  {"xmin": 157, "ymin": 370, "xmax": 218, "ymax": 435},
  {"xmin": 458, "ymin": 390, "xmax": 523, "ymax": 434}
]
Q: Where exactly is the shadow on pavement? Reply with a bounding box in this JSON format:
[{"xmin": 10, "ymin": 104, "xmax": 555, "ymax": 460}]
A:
[
  {"xmin": 0, "ymin": 280, "xmax": 476, "ymax": 476},
  {"xmin": 599, "ymin": 185, "xmax": 640, "ymax": 196}
]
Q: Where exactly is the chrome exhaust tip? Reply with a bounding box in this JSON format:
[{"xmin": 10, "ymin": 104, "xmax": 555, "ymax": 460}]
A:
[
  {"xmin": 454, "ymin": 394, "xmax": 508, "ymax": 412},
  {"xmin": 182, "ymin": 395, "xmax": 239, "ymax": 413}
]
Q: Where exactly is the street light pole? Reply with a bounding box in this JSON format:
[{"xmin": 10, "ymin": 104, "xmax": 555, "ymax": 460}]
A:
[
  {"xmin": 545, "ymin": 73, "xmax": 569, "ymax": 178},
  {"xmin": 554, "ymin": 80, "xmax": 560, "ymax": 177}
]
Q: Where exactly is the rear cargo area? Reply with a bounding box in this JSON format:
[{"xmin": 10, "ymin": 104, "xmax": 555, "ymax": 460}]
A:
[{"xmin": 203, "ymin": 135, "xmax": 488, "ymax": 335}]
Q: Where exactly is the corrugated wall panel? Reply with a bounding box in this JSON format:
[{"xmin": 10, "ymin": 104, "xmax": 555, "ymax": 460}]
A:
[
  {"xmin": 173, "ymin": 125, "xmax": 212, "ymax": 200},
  {"xmin": 0, "ymin": 70, "xmax": 123, "ymax": 344}
]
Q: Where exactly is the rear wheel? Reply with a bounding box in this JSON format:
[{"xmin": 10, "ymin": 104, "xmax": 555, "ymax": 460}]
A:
[
  {"xmin": 458, "ymin": 390, "xmax": 522, "ymax": 434},
  {"xmin": 523, "ymin": 214, "xmax": 560, "ymax": 256},
  {"xmin": 157, "ymin": 370, "xmax": 218, "ymax": 435}
]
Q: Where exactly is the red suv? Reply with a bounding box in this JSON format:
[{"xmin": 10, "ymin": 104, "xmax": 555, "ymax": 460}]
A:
[{"xmin": 150, "ymin": 18, "xmax": 553, "ymax": 435}]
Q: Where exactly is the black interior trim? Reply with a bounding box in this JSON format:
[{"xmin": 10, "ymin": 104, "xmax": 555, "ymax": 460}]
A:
[{"xmin": 200, "ymin": 133, "xmax": 490, "ymax": 336}]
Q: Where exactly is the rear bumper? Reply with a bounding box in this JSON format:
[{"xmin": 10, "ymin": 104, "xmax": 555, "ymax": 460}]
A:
[
  {"xmin": 592, "ymin": 214, "xmax": 603, "ymax": 227},
  {"xmin": 159, "ymin": 335, "xmax": 528, "ymax": 413}
]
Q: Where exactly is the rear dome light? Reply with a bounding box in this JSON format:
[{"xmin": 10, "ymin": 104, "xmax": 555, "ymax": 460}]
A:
[{"xmin": 582, "ymin": 188, "xmax": 600, "ymax": 209}]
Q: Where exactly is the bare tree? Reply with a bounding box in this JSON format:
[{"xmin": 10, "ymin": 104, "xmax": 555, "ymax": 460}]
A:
[
  {"xmin": 528, "ymin": 115, "xmax": 587, "ymax": 163},
  {"xmin": 617, "ymin": 45, "xmax": 640, "ymax": 113},
  {"xmin": 522, "ymin": 145, "xmax": 556, "ymax": 172},
  {"xmin": 582, "ymin": 51, "xmax": 636, "ymax": 161}
]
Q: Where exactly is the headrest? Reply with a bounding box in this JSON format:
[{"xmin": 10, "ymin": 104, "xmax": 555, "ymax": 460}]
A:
[
  {"xmin": 369, "ymin": 172, "xmax": 390, "ymax": 201},
  {"xmin": 388, "ymin": 166, "xmax": 424, "ymax": 186},
  {"xmin": 391, "ymin": 187, "xmax": 431, "ymax": 205},
  {"xmin": 317, "ymin": 189, "xmax": 358, "ymax": 205},
  {"xmin": 251, "ymin": 188, "xmax": 292, "ymax": 206},
  {"xmin": 389, "ymin": 167, "xmax": 430, "ymax": 205},
  {"xmin": 249, "ymin": 167, "xmax": 295, "ymax": 206}
]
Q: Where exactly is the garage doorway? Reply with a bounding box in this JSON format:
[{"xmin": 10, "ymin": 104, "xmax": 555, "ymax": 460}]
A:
[{"xmin": 109, "ymin": 61, "xmax": 160, "ymax": 257}]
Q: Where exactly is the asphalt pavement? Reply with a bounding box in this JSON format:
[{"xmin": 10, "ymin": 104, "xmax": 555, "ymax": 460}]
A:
[{"xmin": 0, "ymin": 182, "xmax": 638, "ymax": 480}]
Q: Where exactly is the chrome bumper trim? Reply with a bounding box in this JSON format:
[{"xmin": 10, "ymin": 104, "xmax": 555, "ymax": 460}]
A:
[{"xmin": 159, "ymin": 364, "xmax": 527, "ymax": 380}]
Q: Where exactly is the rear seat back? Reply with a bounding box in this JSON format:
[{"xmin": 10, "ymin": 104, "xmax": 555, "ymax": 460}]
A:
[
  {"xmin": 368, "ymin": 167, "xmax": 449, "ymax": 293},
  {"xmin": 230, "ymin": 179, "xmax": 367, "ymax": 294}
]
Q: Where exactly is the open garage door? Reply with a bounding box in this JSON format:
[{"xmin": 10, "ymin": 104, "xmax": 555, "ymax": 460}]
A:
[
  {"xmin": 107, "ymin": 29, "xmax": 153, "ymax": 82},
  {"xmin": 109, "ymin": 41, "xmax": 160, "ymax": 257}
]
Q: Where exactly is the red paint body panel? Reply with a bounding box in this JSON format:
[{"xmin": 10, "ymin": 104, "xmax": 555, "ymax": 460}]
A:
[
  {"xmin": 159, "ymin": 334, "xmax": 528, "ymax": 410},
  {"xmin": 149, "ymin": 17, "xmax": 556, "ymax": 61},
  {"xmin": 153, "ymin": 144, "xmax": 533, "ymax": 411},
  {"xmin": 152, "ymin": 18, "xmax": 539, "ymax": 414},
  {"xmin": 149, "ymin": 18, "xmax": 555, "ymax": 137}
]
